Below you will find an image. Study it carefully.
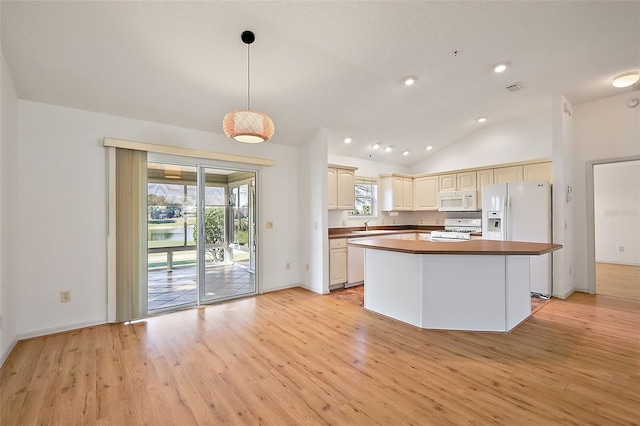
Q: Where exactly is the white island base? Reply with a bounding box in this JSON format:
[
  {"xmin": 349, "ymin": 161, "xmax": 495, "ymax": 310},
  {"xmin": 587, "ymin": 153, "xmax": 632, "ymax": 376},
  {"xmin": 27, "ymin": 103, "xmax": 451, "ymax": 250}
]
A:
[{"xmin": 364, "ymin": 249, "xmax": 531, "ymax": 332}]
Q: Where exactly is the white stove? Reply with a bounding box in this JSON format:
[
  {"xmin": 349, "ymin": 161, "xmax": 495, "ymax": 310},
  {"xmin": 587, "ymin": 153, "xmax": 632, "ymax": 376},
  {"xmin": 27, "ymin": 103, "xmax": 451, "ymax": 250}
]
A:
[
  {"xmin": 443, "ymin": 218, "xmax": 482, "ymax": 232},
  {"xmin": 430, "ymin": 218, "xmax": 482, "ymax": 241}
]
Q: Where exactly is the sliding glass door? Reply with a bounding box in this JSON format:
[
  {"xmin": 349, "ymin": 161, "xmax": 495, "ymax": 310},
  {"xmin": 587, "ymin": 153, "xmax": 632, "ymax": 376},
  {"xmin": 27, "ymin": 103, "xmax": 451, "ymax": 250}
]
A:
[
  {"xmin": 147, "ymin": 163, "xmax": 198, "ymax": 311},
  {"xmin": 147, "ymin": 160, "xmax": 257, "ymax": 313}
]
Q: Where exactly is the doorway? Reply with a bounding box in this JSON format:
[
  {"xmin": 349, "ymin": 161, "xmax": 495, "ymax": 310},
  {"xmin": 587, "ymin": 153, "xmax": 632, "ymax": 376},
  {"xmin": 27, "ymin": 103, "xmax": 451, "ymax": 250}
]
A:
[
  {"xmin": 146, "ymin": 161, "xmax": 258, "ymax": 312},
  {"xmin": 593, "ymin": 159, "xmax": 640, "ymax": 300}
]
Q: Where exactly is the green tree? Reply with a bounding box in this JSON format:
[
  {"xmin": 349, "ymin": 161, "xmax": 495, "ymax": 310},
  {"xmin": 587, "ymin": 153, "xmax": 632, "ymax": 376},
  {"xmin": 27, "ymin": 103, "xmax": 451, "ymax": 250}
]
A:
[{"xmin": 194, "ymin": 207, "xmax": 225, "ymax": 262}]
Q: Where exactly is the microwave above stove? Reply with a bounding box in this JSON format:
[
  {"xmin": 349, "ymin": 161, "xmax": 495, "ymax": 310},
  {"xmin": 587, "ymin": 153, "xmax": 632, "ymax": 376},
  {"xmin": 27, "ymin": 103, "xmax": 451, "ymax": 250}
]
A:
[{"xmin": 437, "ymin": 190, "xmax": 478, "ymax": 211}]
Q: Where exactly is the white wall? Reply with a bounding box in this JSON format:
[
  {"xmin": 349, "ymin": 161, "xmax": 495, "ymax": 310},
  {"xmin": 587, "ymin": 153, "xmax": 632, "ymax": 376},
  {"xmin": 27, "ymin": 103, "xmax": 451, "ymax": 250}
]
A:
[
  {"xmin": 410, "ymin": 111, "xmax": 552, "ymax": 175},
  {"xmin": 573, "ymin": 90, "xmax": 640, "ymax": 292},
  {"xmin": 327, "ymin": 154, "xmax": 412, "ymax": 228},
  {"xmin": 551, "ymin": 95, "xmax": 575, "ymax": 298},
  {"xmin": 299, "ymin": 129, "xmax": 329, "ymax": 293},
  {"xmin": 13, "ymin": 100, "xmax": 301, "ymax": 338},
  {"xmin": 1, "ymin": 50, "xmax": 19, "ymax": 364},
  {"xmin": 594, "ymin": 161, "xmax": 640, "ymax": 265}
]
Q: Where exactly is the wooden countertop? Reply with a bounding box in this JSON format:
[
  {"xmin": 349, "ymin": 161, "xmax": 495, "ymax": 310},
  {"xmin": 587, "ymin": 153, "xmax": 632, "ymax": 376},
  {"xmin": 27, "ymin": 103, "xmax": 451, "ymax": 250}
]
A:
[
  {"xmin": 348, "ymin": 237, "xmax": 562, "ymax": 256},
  {"xmin": 329, "ymin": 229, "xmax": 419, "ymax": 239}
]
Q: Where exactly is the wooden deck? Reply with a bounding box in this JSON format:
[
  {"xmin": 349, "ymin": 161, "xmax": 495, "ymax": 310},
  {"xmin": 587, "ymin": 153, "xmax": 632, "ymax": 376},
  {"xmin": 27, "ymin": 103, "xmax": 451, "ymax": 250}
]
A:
[{"xmin": 1, "ymin": 289, "xmax": 638, "ymax": 425}]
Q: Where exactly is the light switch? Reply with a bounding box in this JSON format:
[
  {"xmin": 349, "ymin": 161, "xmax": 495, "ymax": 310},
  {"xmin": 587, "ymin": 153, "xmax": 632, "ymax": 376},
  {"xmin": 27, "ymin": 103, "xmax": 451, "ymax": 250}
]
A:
[{"xmin": 266, "ymin": 221, "xmax": 273, "ymax": 229}]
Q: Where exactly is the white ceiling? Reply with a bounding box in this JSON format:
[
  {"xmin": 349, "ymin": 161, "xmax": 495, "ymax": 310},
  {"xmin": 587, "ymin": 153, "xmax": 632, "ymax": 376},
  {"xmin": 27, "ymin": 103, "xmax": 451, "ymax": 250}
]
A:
[{"xmin": 1, "ymin": 1, "xmax": 639, "ymax": 167}]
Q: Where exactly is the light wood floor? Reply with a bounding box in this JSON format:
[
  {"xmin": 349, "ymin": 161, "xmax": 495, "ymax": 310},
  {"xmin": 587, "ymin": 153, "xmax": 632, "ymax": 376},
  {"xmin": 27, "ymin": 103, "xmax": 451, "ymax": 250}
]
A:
[
  {"xmin": 1, "ymin": 289, "xmax": 639, "ymax": 425},
  {"xmin": 596, "ymin": 262, "xmax": 640, "ymax": 301}
]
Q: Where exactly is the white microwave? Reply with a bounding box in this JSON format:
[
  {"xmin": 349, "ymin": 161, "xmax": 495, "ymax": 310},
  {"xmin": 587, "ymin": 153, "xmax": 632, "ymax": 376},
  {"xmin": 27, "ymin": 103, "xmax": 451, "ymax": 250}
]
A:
[{"xmin": 438, "ymin": 190, "xmax": 478, "ymax": 211}]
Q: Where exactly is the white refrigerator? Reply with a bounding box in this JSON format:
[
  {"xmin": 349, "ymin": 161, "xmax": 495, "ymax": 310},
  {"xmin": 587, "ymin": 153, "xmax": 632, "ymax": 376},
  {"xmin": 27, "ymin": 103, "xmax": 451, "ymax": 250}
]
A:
[{"xmin": 482, "ymin": 181, "xmax": 552, "ymax": 297}]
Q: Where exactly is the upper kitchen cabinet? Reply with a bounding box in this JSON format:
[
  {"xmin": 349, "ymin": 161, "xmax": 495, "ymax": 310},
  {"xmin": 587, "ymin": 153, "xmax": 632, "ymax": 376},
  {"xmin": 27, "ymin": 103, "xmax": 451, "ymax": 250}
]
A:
[
  {"xmin": 493, "ymin": 162, "xmax": 552, "ymax": 185},
  {"xmin": 413, "ymin": 175, "xmax": 439, "ymax": 210},
  {"xmin": 476, "ymin": 169, "xmax": 494, "ymax": 208},
  {"xmin": 379, "ymin": 173, "xmax": 413, "ymax": 211},
  {"xmin": 439, "ymin": 171, "xmax": 477, "ymax": 191},
  {"xmin": 494, "ymin": 165, "xmax": 524, "ymax": 183},
  {"xmin": 328, "ymin": 164, "xmax": 358, "ymax": 210},
  {"xmin": 524, "ymin": 162, "xmax": 552, "ymax": 183}
]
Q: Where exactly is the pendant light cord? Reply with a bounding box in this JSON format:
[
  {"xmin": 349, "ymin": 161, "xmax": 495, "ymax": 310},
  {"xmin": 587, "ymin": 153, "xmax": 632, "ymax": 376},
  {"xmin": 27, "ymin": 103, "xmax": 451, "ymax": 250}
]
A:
[{"xmin": 247, "ymin": 42, "xmax": 251, "ymax": 110}]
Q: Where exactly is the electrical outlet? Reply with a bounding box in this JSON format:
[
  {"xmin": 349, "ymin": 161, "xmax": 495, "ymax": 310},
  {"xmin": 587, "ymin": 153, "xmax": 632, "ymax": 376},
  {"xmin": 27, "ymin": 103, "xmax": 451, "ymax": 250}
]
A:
[
  {"xmin": 286, "ymin": 262, "xmax": 290, "ymax": 270},
  {"xmin": 619, "ymin": 246, "xmax": 625, "ymax": 252},
  {"xmin": 419, "ymin": 219, "xmax": 424, "ymax": 225},
  {"xmin": 60, "ymin": 291, "xmax": 71, "ymax": 303},
  {"xmin": 305, "ymin": 263, "xmax": 309, "ymax": 272},
  {"xmin": 266, "ymin": 221, "xmax": 273, "ymax": 229}
]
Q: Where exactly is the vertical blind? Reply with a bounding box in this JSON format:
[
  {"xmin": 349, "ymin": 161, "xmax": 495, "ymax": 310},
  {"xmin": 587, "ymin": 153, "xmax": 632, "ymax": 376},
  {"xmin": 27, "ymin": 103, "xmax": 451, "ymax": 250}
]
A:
[{"xmin": 115, "ymin": 148, "xmax": 148, "ymax": 322}]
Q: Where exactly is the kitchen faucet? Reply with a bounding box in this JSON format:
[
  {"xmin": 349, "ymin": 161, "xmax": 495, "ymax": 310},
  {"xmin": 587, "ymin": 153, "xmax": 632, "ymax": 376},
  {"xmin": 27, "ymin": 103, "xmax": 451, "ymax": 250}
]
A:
[{"xmin": 364, "ymin": 219, "xmax": 371, "ymax": 231}]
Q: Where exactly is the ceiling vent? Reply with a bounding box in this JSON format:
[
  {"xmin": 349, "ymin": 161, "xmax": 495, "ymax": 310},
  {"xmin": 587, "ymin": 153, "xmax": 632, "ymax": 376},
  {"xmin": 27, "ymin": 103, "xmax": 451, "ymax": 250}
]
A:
[{"xmin": 505, "ymin": 82, "xmax": 525, "ymax": 92}]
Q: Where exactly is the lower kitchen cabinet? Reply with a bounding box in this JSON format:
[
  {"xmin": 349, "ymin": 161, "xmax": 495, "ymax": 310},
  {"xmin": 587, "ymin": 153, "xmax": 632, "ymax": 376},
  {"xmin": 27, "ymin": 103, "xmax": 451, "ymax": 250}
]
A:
[{"xmin": 329, "ymin": 239, "xmax": 347, "ymax": 287}]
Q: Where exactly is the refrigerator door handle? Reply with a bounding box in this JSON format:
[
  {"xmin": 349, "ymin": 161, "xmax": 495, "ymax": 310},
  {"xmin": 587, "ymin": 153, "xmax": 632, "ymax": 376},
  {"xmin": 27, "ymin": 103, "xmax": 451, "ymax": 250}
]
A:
[{"xmin": 504, "ymin": 195, "xmax": 510, "ymax": 241}]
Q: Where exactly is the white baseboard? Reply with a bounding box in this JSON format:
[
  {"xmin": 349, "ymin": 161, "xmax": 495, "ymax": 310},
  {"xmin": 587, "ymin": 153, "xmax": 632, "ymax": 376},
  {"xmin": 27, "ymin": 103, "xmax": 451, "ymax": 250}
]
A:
[
  {"xmin": 297, "ymin": 283, "xmax": 327, "ymax": 294},
  {"xmin": 16, "ymin": 317, "xmax": 107, "ymax": 341},
  {"xmin": 260, "ymin": 283, "xmax": 302, "ymax": 294},
  {"xmin": 1, "ymin": 336, "xmax": 18, "ymax": 368},
  {"xmin": 595, "ymin": 260, "xmax": 640, "ymax": 267},
  {"xmin": 552, "ymin": 288, "xmax": 575, "ymax": 299}
]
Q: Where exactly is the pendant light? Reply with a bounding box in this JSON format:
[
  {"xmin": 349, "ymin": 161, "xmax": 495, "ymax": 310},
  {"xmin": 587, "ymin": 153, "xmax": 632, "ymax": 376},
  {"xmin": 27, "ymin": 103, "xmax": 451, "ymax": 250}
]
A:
[{"xmin": 223, "ymin": 31, "xmax": 275, "ymax": 143}]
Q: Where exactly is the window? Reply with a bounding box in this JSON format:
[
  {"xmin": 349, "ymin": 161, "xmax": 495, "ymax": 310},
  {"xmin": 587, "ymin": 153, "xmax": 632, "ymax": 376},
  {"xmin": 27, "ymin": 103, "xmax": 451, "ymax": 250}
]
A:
[{"xmin": 349, "ymin": 178, "xmax": 377, "ymax": 216}]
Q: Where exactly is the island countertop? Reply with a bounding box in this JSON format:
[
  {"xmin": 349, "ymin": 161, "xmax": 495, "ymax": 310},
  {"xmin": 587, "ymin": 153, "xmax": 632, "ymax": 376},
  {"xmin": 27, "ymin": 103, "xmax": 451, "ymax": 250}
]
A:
[{"xmin": 348, "ymin": 237, "xmax": 562, "ymax": 256}]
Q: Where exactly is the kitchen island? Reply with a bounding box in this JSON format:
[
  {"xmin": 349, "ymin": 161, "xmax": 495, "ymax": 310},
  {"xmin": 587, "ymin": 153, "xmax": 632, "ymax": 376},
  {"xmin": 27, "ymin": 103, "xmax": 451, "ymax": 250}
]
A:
[{"xmin": 348, "ymin": 237, "xmax": 562, "ymax": 332}]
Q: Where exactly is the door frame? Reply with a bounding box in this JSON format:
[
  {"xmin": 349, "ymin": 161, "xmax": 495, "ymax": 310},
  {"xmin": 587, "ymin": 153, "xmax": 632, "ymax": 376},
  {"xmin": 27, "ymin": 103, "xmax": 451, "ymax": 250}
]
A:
[
  {"xmin": 106, "ymin": 140, "xmax": 268, "ymax": 322},
  {"xmin": 585, "ymin": 154, "xmax": 640, "ymax": 294}
]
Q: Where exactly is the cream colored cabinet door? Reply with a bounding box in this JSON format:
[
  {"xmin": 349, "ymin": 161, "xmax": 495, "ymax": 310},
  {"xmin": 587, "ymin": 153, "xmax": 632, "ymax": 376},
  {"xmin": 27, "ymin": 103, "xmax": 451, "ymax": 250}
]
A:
[
  {"xmin": 524, "ymin": 162, "xmax": 552, "ymax": 183},
  {"xmin": 392, "ymin": 176, "xmax": 404, "ymax": 210},
  {"xmin": 476, "ymin": 169, "xmax": 494, "ymax": 209},
  {"xmin": 336, "ymin": 168, "xmax": 355, "ymax": 209},
  {"xmin": 439, "ymin": 174, "xmax": 457, "ymax": 192},
  {"xmin": 329, "ymin": 248, "xmax": 347, "ymax": 286},
  {"xmin": 402, "ymin": 177, "xmax": 413, "ymax": 210},
  {"xmin": 413, "ymin": 176, "xmax": 439, "ymax": 210},
  {"xmin": 440, "ymin": 172, "xmax": 475, "ymax": 192},
  {"xmin": 457, "ymin": 171, "xmax": 477, "ymax": 191},
  {"xmin": 327, "ymin": 168, "xmax": 337, "ymax": 210},
  {"xmin": 494, "ymin": 166, "xmax": 523, "ymax": 183}
]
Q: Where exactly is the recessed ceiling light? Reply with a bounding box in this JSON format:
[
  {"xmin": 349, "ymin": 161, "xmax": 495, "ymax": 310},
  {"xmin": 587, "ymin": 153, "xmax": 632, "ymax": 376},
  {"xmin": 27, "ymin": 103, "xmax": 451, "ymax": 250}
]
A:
[
  {"xmin": 371, "ymin": 143, "xmax": 380, "ymax": 150},
  {"xmin": 612, "ymin": 72, "xmax": 639, "ymax": 88},
  {"xmin": 384, "ymin": 146, "xmax": 392, "ymax": 152},
  {"xmin": 425, "ymin": 145, "xmax": 433, "ymax": 151},
  {"xmin": 492, "ymin": 62, "xmax": 509, "ymax": 73},
  {"xmin": 401, "ymin": 76, "xmax": 417, "ymax": 86},
  {"xmin": 477, "ymin": 117, "xmax": 487, "ymax": 123},
  {"xmin": 402, "ymin": 150, "xmax": 410, "ymax": 156},
  {"xmin": 344, "ymin": 137, "xmax": 352, "ymax": 144}
]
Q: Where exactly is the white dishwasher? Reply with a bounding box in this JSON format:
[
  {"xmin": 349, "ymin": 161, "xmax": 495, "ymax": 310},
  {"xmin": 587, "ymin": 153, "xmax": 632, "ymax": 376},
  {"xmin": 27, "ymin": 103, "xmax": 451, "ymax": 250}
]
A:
[{"xmin": 346, "ymin": 238, "xmax": 365, "ymax": 287}]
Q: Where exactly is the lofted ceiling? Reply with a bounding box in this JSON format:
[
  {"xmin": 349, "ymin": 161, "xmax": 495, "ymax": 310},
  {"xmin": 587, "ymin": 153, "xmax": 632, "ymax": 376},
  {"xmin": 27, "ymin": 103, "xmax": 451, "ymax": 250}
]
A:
[{"xmin": 1, "ymin": 1, "xmax": 639, "ymax": 167}]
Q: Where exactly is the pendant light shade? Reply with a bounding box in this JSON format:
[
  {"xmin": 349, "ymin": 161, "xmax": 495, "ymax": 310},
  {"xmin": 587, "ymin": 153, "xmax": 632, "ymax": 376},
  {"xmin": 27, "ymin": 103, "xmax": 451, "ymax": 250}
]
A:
[
  {"xmin": 223, "ymin": 110, "xmax": 274, "ymax": 143},
  {"xmin": 223, "ymin": 31, "xmax": 274, "ymax": 143}
]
